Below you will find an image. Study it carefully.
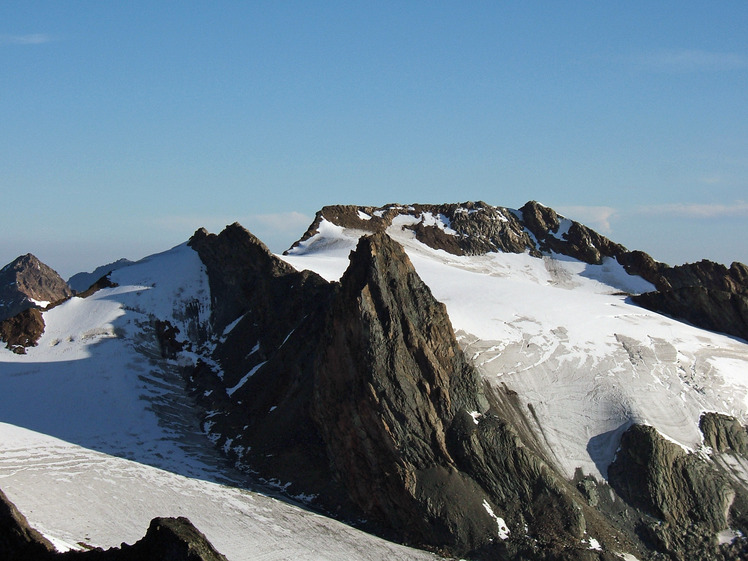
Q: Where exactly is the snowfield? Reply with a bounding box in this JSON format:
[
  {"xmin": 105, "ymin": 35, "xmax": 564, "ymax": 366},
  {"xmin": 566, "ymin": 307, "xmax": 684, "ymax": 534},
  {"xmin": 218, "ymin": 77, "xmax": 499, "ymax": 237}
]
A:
[
  {"xmin": 0, "ymin": 423, "xmax": 436, "ymax": 560},
  {"xmin": 0, "ymin": 242, "xmax": 436, "ymax": 560},
  {"xmin": 284, "ymin": 217, "xmax": 748, "ymax": 480}
]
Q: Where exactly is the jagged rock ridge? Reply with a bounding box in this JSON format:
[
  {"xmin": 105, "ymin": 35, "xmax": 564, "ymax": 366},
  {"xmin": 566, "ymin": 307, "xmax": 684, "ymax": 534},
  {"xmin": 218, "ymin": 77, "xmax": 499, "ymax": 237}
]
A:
[
  {"xmin": 608, "ymin": 420, "xmax": 748, "ymax": 560},
  {"xmin": 3, "ymin": 202, "xmax": 748, "ymax": 561},
  {"xmin": 189, "ymin": 226, "xmax": 633, "ymax": 558},
  {"xmin": 290, "ymin": 201, "xmax": 748, "ymax": 341}
]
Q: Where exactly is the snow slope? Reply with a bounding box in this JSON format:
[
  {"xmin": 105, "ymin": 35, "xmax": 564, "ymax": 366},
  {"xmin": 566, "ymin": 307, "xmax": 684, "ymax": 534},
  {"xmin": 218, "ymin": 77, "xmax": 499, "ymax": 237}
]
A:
[
  {"xmin": 0, "ymin": 243, "xmax": 220, "ymax": 477},
  {"xmin": 283, "ymin": 217, "xmax": 748, "ymax": 480},
  {"xmin": 0, "ymin": 423, "xmax": 435, "ymax": 560},
  {"xmin": 0, "ymin": 242, "xmax": 437, "ymax": 560}
]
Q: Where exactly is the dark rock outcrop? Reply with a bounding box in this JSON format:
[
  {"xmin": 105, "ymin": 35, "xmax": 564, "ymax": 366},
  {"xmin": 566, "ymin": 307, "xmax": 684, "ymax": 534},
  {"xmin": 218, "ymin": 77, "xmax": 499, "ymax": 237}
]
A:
[
  {"xmin": 700, "ymin": 412, "xmax": 748, "ymax": 456},
  {"xmin": 631, "ymin": 259, "xmax": 748, "ymax": 341},
  {"xmin": 0, "ymin": 488, "xmax": 55, "ymax": 561},
  {"xmin": 311, "ymin": 232, "xmax": 496, "ymax": 550},
  {"xmin": 608, "ymin": 424, "xmax": 748, "ymax": 560},
  {"xmin": 633, "ymin": 286, "xmax": 748, "ymax": 341},
  {"xmin": 519, "ymin": 201, "xmax": 627, "ymax": 265},
  {"xmin": 0, "ymin": 307, "xmax": 45, "ymax": 353},
  {"xmin": 0, "ymin": 254, "xmax": 72, "ymax": 322},
  {"xmin": 190, "ymin": 226, "xmax": 619, "ymax": 558},
  {"xmin": 187, "ymin": 223, "xmax": 341, "ymax": 504},
  {"xmin": 60, "ymin": 517, "xmax": 228, "ymax": 561},
  {"xmin": 74, "ymin": 275, "xmax": 118, "ymax": 300},
  {"xmin": 2, "ymin": 487, "xmax": 227, "ymax": 561}
]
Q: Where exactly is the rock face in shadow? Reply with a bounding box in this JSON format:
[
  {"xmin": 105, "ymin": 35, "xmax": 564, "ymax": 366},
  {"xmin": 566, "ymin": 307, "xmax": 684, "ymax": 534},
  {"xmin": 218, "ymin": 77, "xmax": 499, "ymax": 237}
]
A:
[
  {"xmin": 59, "ymin": 517, "xmax": 229, "ymax": 561},
  {"xmin": 190, "ymin": 226, "xmax": 619, "ymax": 558},
  {"xmin": 700, "ymin": 412, "xmax": 748, "ymax": 456},
  {"xmin": 0, "ymin": 488, "xmax": 55, "ymax": 561},
  {"xmin": 187, "ymin": 223, "xmax": 338, "ymax": 498},
  {"xmin": 633, "ymin": 286, "xmax": 748, "ymax": 341},
  {"xmin": 0, "ymin": 307, "xmax": 45, "ymax": 354},
  {"xmin": 311, "ymin": 232, "xmax": 496, "ymax": 550},
  {"xmin": 608, "ymin": 423, "xmax": 748, "ymax": 560},
  {"xmin": 0, "ymin": 254, "xmax": 72, "ymax": 322}
]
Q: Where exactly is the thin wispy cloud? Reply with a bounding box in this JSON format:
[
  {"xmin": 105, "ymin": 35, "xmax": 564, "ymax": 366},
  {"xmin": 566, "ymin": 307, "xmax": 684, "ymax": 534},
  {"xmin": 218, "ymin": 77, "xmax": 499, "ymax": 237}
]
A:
[
  {"xmin": 0, "ymin": 33, "xmax": 55, "ymax": 45},
  {"xmin": 633, "ymin": 49, "xmax": 747, "ymax": 72},
  {"xmin": 556, "ymin": 206, "xmax": 617, "ymax": 233},
  {"xmin": 698, "ymin": 175, "xmax": 723, "ymax": 186},
  {"xmin": 637, "ymin": 201, "xmax": 748, "ymax": 218}
]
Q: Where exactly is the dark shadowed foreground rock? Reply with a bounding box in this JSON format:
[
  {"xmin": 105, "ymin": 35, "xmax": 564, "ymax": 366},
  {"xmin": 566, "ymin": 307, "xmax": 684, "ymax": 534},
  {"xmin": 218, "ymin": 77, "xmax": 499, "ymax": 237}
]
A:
[
  {"xmin": 59, "ymin": 517, "xmax": 229, "ymax": 561},
  {"xmin": 1, "ymin": 489, "xmax": 227, "ymax": 561},
  {"xmin": 0, "ymin": 488, "xmax": 56, "ymax": 561}
]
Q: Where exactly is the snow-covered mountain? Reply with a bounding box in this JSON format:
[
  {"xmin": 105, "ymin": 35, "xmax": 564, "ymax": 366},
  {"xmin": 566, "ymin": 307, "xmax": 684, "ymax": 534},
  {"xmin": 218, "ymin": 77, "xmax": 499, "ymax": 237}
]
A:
[
  {"xmin": 283, "ymin": 203, "xmax": 748, "ymax": 481},
  {"xmin": 1, "ymin": 200, "xmax": 747, "ymax": 561}
]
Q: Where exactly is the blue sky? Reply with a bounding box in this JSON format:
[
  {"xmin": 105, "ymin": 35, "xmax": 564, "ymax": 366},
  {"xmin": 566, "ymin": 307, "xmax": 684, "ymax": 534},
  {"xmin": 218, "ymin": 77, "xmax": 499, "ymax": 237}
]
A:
[{"xmin": 2, "ymin": 2, "xmax": 747, "ymax": 278}]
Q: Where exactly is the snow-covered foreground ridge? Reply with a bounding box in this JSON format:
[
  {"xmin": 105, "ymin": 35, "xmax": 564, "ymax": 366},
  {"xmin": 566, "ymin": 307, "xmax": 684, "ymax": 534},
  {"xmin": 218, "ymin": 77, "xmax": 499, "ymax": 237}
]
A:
[{"xmin": 283, "ymin": 205, "xmax": 748, "ymax": 480}]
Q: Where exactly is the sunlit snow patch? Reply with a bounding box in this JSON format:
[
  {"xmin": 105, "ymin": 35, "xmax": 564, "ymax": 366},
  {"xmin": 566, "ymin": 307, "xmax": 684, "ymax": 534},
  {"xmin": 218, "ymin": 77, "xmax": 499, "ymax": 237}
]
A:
[{"xmin": 482, "ymin": 500, "xmax": 510, "ymax": 540}]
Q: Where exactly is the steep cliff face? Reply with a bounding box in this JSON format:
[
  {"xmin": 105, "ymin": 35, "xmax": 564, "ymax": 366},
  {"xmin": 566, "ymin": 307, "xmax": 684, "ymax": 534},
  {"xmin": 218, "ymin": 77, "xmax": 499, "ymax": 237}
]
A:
[
  {"xmin": 190, "ymin": 228, "xmax": 623, "ymax": 558},
  {"xmin": 630, "ymin": 260, "xmax": 748, "ymax": 342},
  {"xmin": 311, "ymin": 232, "xmax": 496, "ymax": 550},
  {"xmin": 0, "ymin": 254, "xmax": 72, "ymax": 322},
  {"xmin": 187, "ymin": 223, "xmax": 339, "ymax": 501}
]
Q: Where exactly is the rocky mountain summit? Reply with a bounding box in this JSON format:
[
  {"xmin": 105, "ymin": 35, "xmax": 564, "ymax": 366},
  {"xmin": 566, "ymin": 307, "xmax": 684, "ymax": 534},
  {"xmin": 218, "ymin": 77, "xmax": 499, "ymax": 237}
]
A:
[
  {"xmin": 0, "ymin": 254, "xmax": 71, "ymax": 322},
  {"xmin": 292, "ymin": 201, "xmax": 748, "ymax": 341}
]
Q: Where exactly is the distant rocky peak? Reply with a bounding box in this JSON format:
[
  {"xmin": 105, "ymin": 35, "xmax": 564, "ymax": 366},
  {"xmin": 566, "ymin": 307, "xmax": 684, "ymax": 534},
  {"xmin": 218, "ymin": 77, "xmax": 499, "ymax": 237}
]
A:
[{"xmin": 0, "ymin": 253, "xmax": 72, "ymax": 322}]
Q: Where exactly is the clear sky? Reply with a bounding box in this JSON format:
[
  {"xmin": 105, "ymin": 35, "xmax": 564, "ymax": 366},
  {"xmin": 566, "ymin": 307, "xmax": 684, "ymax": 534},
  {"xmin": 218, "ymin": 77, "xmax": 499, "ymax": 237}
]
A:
[{"xmin": 2, "ymin": 2, "xmax": 747, "ymax": 278}]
